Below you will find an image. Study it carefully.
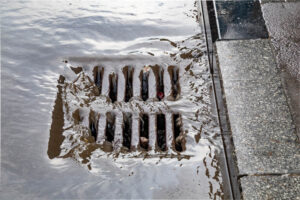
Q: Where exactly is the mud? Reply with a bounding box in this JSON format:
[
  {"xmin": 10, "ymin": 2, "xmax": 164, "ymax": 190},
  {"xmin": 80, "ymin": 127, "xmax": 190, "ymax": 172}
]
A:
[
  {"xmin": 71, "ymin": 66, "xmax": 83, "ymax": 74},
  {"xmin": 160, "ymin": 38, "xmax": 177, "ymax": 47},
  {"xmin": 47, "ymin": 79, "xmax": 65, "ymax": 159}
]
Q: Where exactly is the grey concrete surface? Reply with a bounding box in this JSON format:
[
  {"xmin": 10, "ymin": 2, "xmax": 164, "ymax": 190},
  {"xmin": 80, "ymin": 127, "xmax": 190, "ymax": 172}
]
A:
[
  {"xmin": 262, "ymin": 1, "xmax": 300, "ymax": 140},
  {"xmin": 216, "ymin": 39, "xmax": 300, "ymax": 175},
  {"xmin": 240, "ymin": 175, "xmax": 300, "ymax": 200}
]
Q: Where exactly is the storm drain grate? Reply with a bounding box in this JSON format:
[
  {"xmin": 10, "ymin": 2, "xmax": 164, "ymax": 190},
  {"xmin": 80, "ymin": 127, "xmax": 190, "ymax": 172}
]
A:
[{"xmin": 79, "ymin": 65, "xmax": 184, "ymax": 152}]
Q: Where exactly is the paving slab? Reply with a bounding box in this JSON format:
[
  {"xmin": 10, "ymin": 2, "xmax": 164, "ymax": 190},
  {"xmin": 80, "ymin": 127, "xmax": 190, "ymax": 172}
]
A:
[
  {"xmin": 240, "ymin": 175, "xmax": 300, "ymax": 200},
  {"xmin": 261, "ymin": 1, "xmax": 300, "ymax": 139},
  {"xmin": 214, "ymin": 0, "xmax": 268, "ymax": 40},
  {"xmin": 216, "ymin": 39, "xmax": 300, "ymax": 175}
]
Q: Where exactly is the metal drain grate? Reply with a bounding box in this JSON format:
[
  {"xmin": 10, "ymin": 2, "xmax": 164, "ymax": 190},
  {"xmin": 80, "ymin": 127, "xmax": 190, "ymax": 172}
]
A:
[
  {"xmin": 73, "ymin": 64, "xmax": 184, "ymax": 152},
  {"xmin": 92, "ymin": 112, "xmax": 184, "ymax": 152},
  {"xmin": 92, "ymin": 65, "xmax": 180, "ymax": 102}
]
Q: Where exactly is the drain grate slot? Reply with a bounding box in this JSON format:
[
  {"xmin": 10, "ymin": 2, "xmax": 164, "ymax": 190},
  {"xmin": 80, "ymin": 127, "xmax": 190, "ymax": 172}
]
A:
[
  {"xmin": 173, "ymin": 113, "xmax": 183, "ymax": 152},
  {"xmin": 123, "ymin": 66, "xmax": 134, "ymax": 102},
  {"xmin": 168, "ymin": 66, "xmax": 180, "ymax": 100},
  {"xmin": 109, "ymin": 73, "xmax": 118, "ymax": 103},
  {"xmin": 89, "ymin": 110, "xmax": 99, "ymax": 142},
  {"xmin": 105, "ymin": 112, "xmax": 115, "ymax": 142},
  {"xmin": 90, "ymin": 121, "xmax": 98, "ymax": 141},
  {"xmin": 93, "ymin": 66, "xmax": 104, "ymax": 95},
  {"xmin": 122, "ymin": 113, "xmax": 132, "ymax": 149},
  {"xmin": 139, "ymin": 114, "xmax": 149, "ymax": 150},
  {"xmin": 157, "ymin": 114, "xmax": 166, "ymax": 151},
  {"xmin": 140, "ymin": 69, "xmax": 149, "ymax": 101},
  {"xmin": 151, "ymin": 65, "xmax": 164, "ymax": 101}
]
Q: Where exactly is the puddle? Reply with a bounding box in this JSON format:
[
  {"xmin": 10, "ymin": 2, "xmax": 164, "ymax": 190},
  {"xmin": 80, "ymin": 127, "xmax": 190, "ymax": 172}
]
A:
[{"xmin": 2, "ymin": 0, "xmax": 227, "ymax": 199}]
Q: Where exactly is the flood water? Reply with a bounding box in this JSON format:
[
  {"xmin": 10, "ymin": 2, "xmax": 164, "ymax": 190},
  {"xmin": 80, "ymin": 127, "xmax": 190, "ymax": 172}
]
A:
[{"xmin": 1, "ymin": 0, "xmax": 228, "ymax": 199}]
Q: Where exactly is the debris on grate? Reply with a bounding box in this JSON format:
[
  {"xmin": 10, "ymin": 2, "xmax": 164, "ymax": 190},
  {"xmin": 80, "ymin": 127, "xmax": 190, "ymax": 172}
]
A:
[{"xmin": 173, "ymin": 113, "xmax": 185, "ymax": 152}]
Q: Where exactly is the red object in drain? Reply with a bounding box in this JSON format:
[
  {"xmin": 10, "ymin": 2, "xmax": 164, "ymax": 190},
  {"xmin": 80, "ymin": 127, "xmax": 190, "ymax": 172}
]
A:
[{"xmin": 158, "ymin": 91, "xmax": 164, "ymax": 99}]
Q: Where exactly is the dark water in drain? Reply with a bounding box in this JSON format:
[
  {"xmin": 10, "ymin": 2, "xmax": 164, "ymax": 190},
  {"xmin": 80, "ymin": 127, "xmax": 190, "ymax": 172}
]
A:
[
  {"xmin": 122, "ymin": 113, "xmax": 132, "ymax": 149},
  {"xmin": 1, "ymin": 0, "xmax": 226, "ymax": 199},
  {"xmin": 140, "ymin": 70, "xmax": 149, "ymax": 101},
  {"xmin": 157, "ymin": 114, "xmax": 166, "ymax": 151},
  {"xmin": 139, "ymin": 114, "xmax": 149, "ymax": 150},
  {"xmin": 94, "ymin": 66, "xmax": 104, "ymax": 95}
]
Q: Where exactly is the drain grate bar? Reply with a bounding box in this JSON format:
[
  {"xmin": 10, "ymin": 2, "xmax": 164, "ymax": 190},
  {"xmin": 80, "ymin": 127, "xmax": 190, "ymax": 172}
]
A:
[
  {"xmin": 165, "ymin": 112, "xmax": 174, "ymax": 150},
  {"xmin": 93, "ymin": 111, "xmax": 184, "ymax": 152}
]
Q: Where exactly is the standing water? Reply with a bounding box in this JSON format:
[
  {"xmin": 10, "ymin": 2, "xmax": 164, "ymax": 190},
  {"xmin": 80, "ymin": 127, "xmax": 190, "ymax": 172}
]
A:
[{"xmin": 1, "ymin": 0, "xmax": 228, "ymax": 199}]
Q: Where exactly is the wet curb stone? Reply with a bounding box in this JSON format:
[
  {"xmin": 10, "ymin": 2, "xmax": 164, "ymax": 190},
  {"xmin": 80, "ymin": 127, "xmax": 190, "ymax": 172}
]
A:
[{"xmin": 216, "ymin": 39, "xmax": 300, "ymax": 198}]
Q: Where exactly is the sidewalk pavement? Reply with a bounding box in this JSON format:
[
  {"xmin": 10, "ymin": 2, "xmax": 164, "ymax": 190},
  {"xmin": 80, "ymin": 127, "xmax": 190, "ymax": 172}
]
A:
[{"xmin": 215, "ymin": 1, "xmax": 300, "ymax": 199}]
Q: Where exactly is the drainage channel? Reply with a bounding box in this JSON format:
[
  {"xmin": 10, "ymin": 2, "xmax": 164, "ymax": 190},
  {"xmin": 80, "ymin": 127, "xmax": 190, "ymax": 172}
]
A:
[{"xmin": 200, "ymin": 0, "xmax": 270, "ymax": 199}]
